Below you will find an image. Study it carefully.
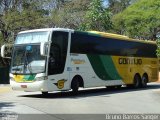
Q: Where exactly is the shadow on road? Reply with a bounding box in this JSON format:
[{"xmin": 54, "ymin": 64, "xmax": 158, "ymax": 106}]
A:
[
  {"xmin": 18, "ymin": 83, "xmax": 160, "ymax": 99},
  {"xmin": 0, "ymin": 102, "xmax": 15, "ymax": 111}
]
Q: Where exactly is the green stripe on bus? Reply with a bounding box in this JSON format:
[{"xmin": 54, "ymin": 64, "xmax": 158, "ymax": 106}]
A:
[
  {"xmin": 23, "ymin": 75, "xmax": 36, "ymax": 81},
  {"xmin": 87, "ymin": 55, "xmax": 121, "ymax": 80},
  {"xmin": 100, "ymin": 55, "xmax": 122, "ymax": 80},
  {"xmin": 87, "ymin": 55, "xmax": 112, "ymax": 80}
]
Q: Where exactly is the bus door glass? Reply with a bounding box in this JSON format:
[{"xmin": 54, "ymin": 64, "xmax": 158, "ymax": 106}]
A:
[{"xmin": 48, "ymin": 31, "xmax": 69, "ymax": 75}]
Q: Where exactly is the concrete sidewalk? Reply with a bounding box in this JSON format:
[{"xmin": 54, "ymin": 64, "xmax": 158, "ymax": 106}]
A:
[{"xmin": 0, "ymin": 84, "xmax": 12, "ymax": 93}]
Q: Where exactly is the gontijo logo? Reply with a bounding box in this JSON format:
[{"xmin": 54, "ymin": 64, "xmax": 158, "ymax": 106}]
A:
[
  {"xmin": 71, "ymin": 58, "xmax": 85, "ymax": 64},
  {"xmin": 54, "ymin": 79, "xmax": 67, "ymax": 89},
  {"xmin": 119, "ymin": 58, "xmax": 142, "ymax": 65}
]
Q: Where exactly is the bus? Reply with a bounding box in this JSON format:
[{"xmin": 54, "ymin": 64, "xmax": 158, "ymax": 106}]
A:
[{"xmin": 1, "ymin": 28, "xmax": 158, "ymax": 95}]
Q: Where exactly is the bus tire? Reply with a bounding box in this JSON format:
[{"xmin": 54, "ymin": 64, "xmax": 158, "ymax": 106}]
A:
[
  {"xmin": 133, "ymin": 74, "xmax": 141, "ymax": 88},
  {"xmin": 106, "ymin": 86, "xmax": 115, "ymax": 89},
  {"xmin": 71, "ymin": 78, "xmax": 79, "ymax": 95},
  {"xmin": 126, "ymin": 84, "xmax": 133, "ymax": 88},
  {"xmin": 115, "ymin": 85, "xmax": 122, "ymax": 89},
  {"xmin": 42, "ymin": 92, "xmax": 48, "ymax": 96},
  {"xmin": 141, "ymin": 74, "xmax": 148, "ymax": 88}
]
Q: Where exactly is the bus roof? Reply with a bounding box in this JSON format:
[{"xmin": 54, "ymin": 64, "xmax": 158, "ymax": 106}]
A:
[
  {"xmin": 87, "ymin": 31, "xmax": 156, "ymax": 45},
  {"xmin": 18, "ymin": 28, "xmax": 73, "ymax": 34},
  {"xmin": 18, "ymin": 28, "xmax": 156, "ymax": 45}
]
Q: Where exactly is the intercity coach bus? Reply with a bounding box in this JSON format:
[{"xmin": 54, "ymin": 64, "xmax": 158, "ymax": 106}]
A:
[{"xmin": 1, "ymin": 28, "xmax": 158, "ymax": 95}]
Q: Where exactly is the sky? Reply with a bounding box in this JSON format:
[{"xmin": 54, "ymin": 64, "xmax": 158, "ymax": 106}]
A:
[{"xmin": 103, "ymin": 0, "xmax": 109, "ymax": 7}]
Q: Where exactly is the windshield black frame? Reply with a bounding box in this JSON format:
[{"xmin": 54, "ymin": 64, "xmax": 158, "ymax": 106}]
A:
[{"xmin": 10, "ymin": 43, "xmax": 47, "ymax": 75}]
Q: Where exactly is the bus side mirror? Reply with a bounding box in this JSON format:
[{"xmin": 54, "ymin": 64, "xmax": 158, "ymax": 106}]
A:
[
  {"xmin": 1, "ymin": 44, "xmax": 12, "ymax": 59},
  {"xmin": 40, "ymin": 42, "xmax": 49, "ymax": 56}
]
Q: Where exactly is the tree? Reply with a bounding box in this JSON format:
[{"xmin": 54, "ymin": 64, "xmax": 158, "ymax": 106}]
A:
[
  {"xmin": 0, "ymin": 0, "xmax": 49, "ymax": 43},
  {"xmin": 0, "ymin": 0, "xmax": 49, "ymax": 66},
  {"xmin": 112, "ymin": 0, "xmax": 160, "ymax": 40},
  {"xmin": 49, "ymin": 0, "xmax": 91, "ymax": 29},
  {"xmin": 107, "ymin": 0, "xmax": 136, "ymax": 14},
  {"xmin": 80, "ymin": 0, "xmax": 112, "ymax": 31},
  {"xmin": 157, "ymin": 37, "xmax": 160, "ymax": 57}
]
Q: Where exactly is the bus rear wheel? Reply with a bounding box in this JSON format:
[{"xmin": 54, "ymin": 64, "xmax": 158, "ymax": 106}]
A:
[
  {"xmin": 133, "ymin": 74, "xmax": 141, "ymax": 88},
  {"xmin": 141, "ymin": 74, "xmax": 148, "ymax": 88}
]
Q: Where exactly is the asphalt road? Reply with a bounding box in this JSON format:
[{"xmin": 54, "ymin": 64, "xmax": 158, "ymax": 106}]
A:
[{"xmin": 0, "ymin": 83, "xmax": 160, "ymax": 120}]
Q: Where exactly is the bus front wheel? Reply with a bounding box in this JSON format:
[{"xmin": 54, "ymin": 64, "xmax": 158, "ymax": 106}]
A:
[
  {"xmin": 71, "ymin": 78, "xmax": 79, "ymax": 95},
  {"xmin": 42, "ymin": 91, "xmax": 49, "ymax": 96}
]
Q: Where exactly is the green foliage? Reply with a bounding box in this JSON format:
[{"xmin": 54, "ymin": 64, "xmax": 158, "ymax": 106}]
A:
[
  {"xmin": 108, "ymin": 0, "xmax": 135, "ymax": 15},
  {"xmin": 112, "ymin": 0, "xmax": 160, "ymax": 40},
  {"xmin": 0, "ymin": 0, "xmax": 49, "ymax": 43},
  {"xmin": 0, "ymin": 0, "xmax": 50, "ymax": 66},
  {"xmin": 50, "ymin": 0, "xmax": 91, "ymax": 29},
  {"xmin": 80, "ymin": 0, "xmax": 112, "ymax": 31},
  {"xmin": 0, "ymin": 32, "xmax": 3, "ymax": 45},
  {"xmin": 157, "ymin": 37, "xmax": 160, "ymax": 57}
]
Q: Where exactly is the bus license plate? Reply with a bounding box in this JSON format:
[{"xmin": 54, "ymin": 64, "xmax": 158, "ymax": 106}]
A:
[{"xmin": 21, "ymin": 85, "xmax": 27, "ymax": 88}]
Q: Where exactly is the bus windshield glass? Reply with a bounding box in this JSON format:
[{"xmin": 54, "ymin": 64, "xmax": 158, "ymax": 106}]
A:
[{"xmin": 11, "ymin": 44, "xmax": 46, "ymax": 74}]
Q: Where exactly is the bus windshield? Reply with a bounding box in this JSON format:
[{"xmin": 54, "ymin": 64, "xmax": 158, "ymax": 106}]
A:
[{"xmin": 11, "ymin": 44, "xmax": 46, "ymax": 74}]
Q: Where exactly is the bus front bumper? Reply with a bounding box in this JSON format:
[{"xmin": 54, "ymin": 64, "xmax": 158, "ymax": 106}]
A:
[{"xmin": 10, "ymin": 80, "xmax": 49, "ymax": 92}]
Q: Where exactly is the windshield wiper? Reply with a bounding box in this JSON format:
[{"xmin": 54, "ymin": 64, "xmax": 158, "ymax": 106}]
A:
[{"xmin": 28, "ymin": 63, "xmax": 33, "ymax": 75}]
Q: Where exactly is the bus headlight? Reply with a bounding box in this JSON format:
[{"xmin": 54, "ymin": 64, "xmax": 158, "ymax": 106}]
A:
[{"xmin": 35, "ymin": 76, "xmax": 48, "ymax": 81}]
